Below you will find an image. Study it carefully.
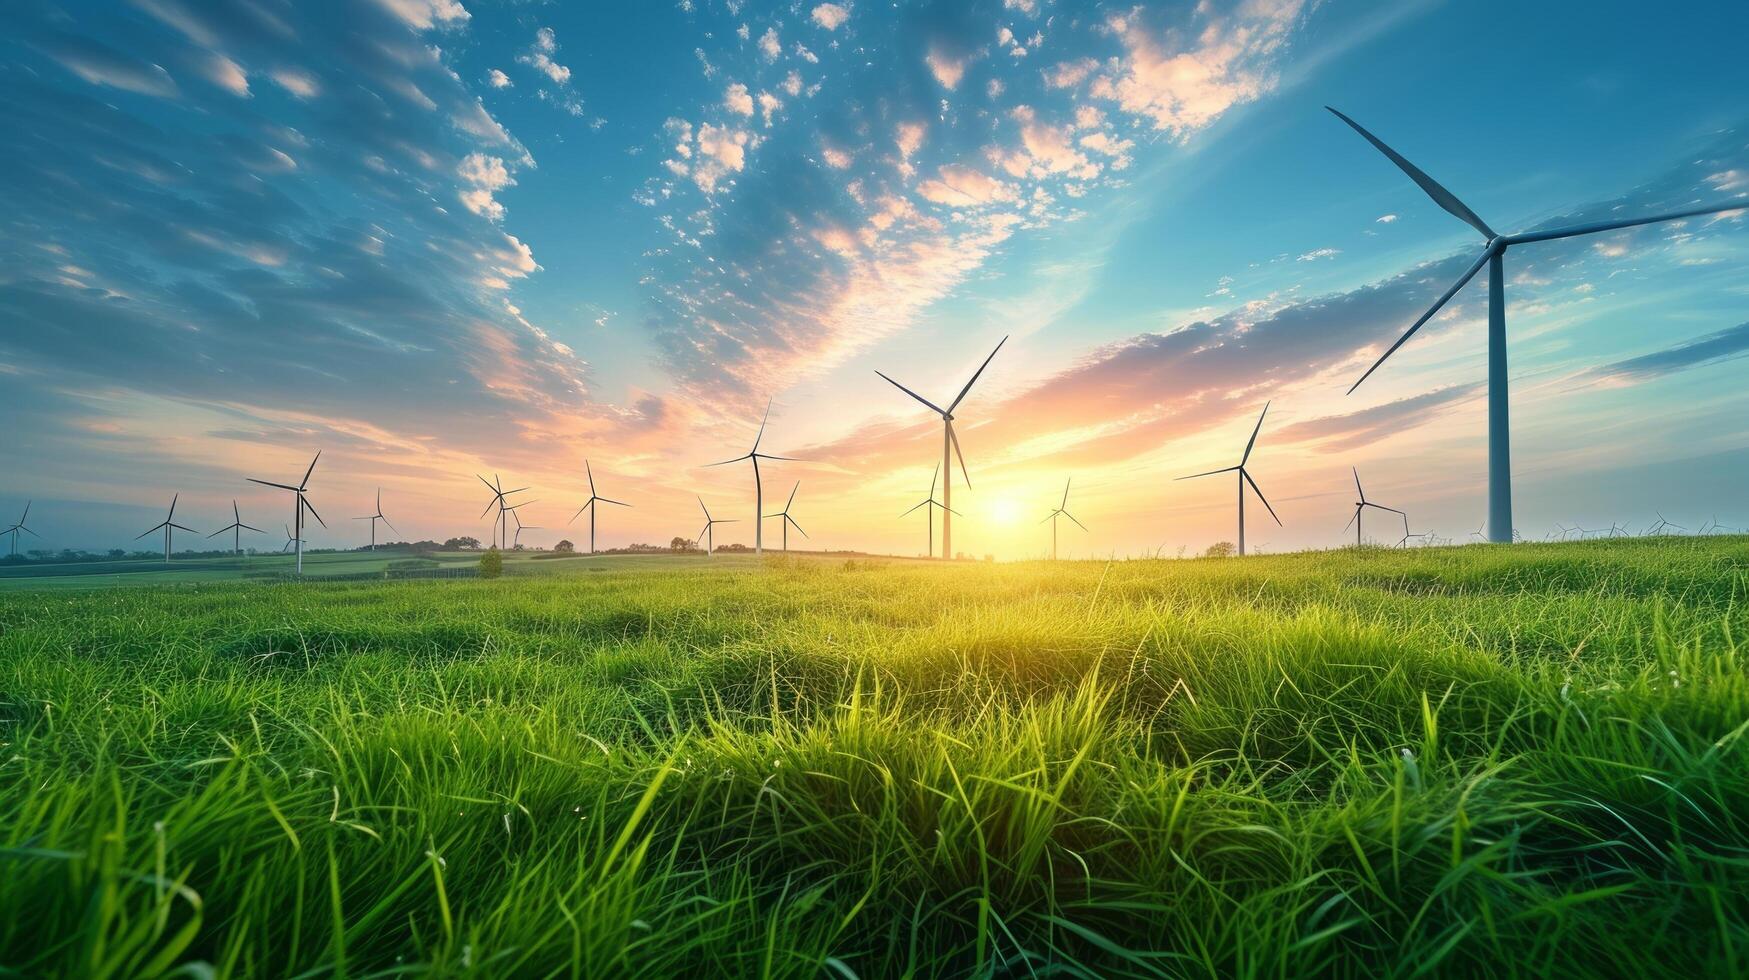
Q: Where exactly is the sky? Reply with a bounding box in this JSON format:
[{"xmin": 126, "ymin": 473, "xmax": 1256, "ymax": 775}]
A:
[{"xmin": 3, "ymin": 0, "xmax": 1748, "ymax": 559}]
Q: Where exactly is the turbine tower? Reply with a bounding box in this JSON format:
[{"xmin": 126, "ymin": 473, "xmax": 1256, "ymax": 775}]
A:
[
  {"xmin": 352, "ymin": 489, "xmax": 397, "ymax": 551},
  {"xmin": 1176, "ymin": 402, "xmax": 1281, "ymax": 556},
  {"xmin": 696, "ymin": 496, "xmax": 736, "ymax": 557},
  {"xmin": 1344, "ymin": 469, "xmax": 1406, "ymax": 548},
  {"xmin": 876, "ymin": 336, "xmax": 1007, "ymax": 561},
  {"xmin": 135, "ymin": 494, "xmax": 197, "ymax": 563},
  {"xmin": 1329, "ymin": 107, "xmax": 1743, "ymax": 544},
  {"xmin": 207, "ymin": 500, "xmax": 265, "ymax": 555},
  {"xmin": 2, "ymin": 502, "xmax": 38, "ymax": 558},
  {"xmin": 764, "ymin": 481, "xmax": 808, "ymax": 552},
  {"xmin": 477, "ymin": 474, "xmax": 527, "ymax": 550},
  {"xmin": 705, "ymin": 398, "xmax": 796, "ymax": 555},
  {"xmin": 566, "ymin": 460, "xmax": 630, "ymax": 554},
  {"xmin": 248, "ymin": 452, "xmax": 325, "ymax": 575},
  {"xmin": 1041, "ymin": 478, "xmax": 1088, "ymax": 560},
  {"xmin": 900, "ymin": 463, "xmax": 958, "ymax": 558}
]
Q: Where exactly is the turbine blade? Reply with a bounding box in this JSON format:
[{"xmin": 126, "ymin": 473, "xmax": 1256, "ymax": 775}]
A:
[
  {"xmin": 478, "ymin": 474, "xmax": 498, "ymax": 493},
  {"xmin": 249, "ymin": 479, "xmax": 301, "ymax": 492},
  {"xmin": 170, "ymin": 523, "xmax": 198, "ymax": 533},
  {"xmin": 1343, "ymin": 507, "xmax": 1359, "ymax": 533},
  {"xmin": 1327, "ymin": 107, "xmax": 1495, "ymax": 238},
  {"xmin": 1241, "ymin": 402, "xmax": 1270, "ymax": 466},
  {"xmin": 1353, "ymin": 467, "xmax": 1364, "ymax": 502},
  {"xmin": 1065, "ymin": 511, "xmax": 1088, "ymax": 532},
  {"xmin": 943, "ymin": 504, "xmax": 964, "ymax": 517},
  {"xmin": 698, "ymin": 496, "xmax": 710, "ymax": 520},
  {"xmin": 585, "ymin": 459, "xmax": 596, "ymax": 495},
  {"xmin": 20, "ymin": 527, "xmax": 40, "ymax": 539},
  {"xmin": 302, "ymin": 497, "xmax": 327, "ymax": 529},
  {"xmin": 873, "ymin": 370, "xmax": 947, "ymax": 416},
  {"xmin": 135, "ymin": 524, "xmax": 166, "ymax": 539},
  {"xmin": 600, "ymin": 497, "xmax": 631, "ymax": 508},
  {"xmin": 207, "ymin": 526, "xmax": 229, "ymax": 538},
  {"xmin": 1061, "ymin": 477, "xmax": 1071, "ymax": 510},
  {"xmin": 1507, "ymin": 202, "xmax": 1747, "ymax": 245},
  {"xmin": 949, "ymin": 425, "xmax": 971, "ymax": 489},
  {"xmin": 481, "ymin": 499, "xmax": 500, "ymax": 520},
  {"xmin": 786, "ymin": 481, "xmax": 799, "ymax": 510},
  {"xmin": 789, "ymin": 517, "xmax": 809, "ymax": 539},
  {"xmin": 1348, "ymin": 247, "xmax": 1491, "ymax": 394},
  {"xmin": 300, "ymin": 451, "xmax": 321, "ymax": 489},
  {"xmin": 901, "ymin": 500, "xmax": 929, "ymax": 518},
  {"xmin": 1040, "ymin": 511, "xmax": 1058, "ymax": 525},
  {"xmin": 1243, "ymin": 470, "xmax": 1282, "ymax": 526},
  {"xmin": 755, "ymin": 453, "xmax": 801, "ymax": 462},
  {"xmin": 381, "ymin": 516, "xmax": 398, "ymax": 535},
  {"xmin": 1175, "ymin": 465, "xmax": 1240, "ymax": 481},
  {"xmin": 1368, "ymin": 503, "xmax": 1406, "ymax": 517},
  {"xmin": 704, "ymin": 454, "xmax": 751, "ymax": 467},
  {"xmin": 567, "ymin": 501, "xmax": 590, "ymax": 524},
  {"xmin": 240, "ymin": 524, "xmax": 265, "ymax": 533},
  {"xmin": 929, "ymin": 462, "xmax": 939, "ymax": 497},
  {"xmin": 752, "ymin": 396, "xmax": 772, "ymax": 453},
  {"xmin": 947, "ymin": 335, "xmax": 1009, "ymax": 413}
]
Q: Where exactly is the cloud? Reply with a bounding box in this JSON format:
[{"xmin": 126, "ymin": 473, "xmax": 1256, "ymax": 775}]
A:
[
  {"xmin": 926, "ymin": 47, "xmax": 967, "ymax": 89},
  {"xmin": 373, "ymin": 0, "xmax": 470, "ymax": 31},
  {"xmin": 917, "ymin": 164, "xmax": 1017, "ymax": 206},
  {"xmin": 1274, "ymin": 385, "xmax": 1483, "ymax": 452},
  {"xmin": 1297, "ymin": 247, "xmax": 1340, "ymax": 262},
  {"xmin": 38, "ymin": 31, "xmax": 180, "ymax": 98},
  {"xmin": 1584, "ymin": 322, "xmax": 1749, "ymax": 385},
  {"xmin": 723, "ymin": 82, "xmax": 754, "ymax": 116},
  {"xmin": 195, "ymin": 51, "xmax": 250, "ymax": 97},
  {"xmin": 1375, "ymin": 213, "xmax": 1398, "ymax": 224},
  {"xmin": 519, "ymin": 28, "xmax": 571, "ymax": 85},
  {"xmin": 812, "ymin": 4, "xmax": 851, "ymax": 31},
  {"xmin": 270, "ymin": 67, "xmax": 319, "ymax": 98},
  {"xmin": 759, "ymin": 27, "xmax": 782, "ymax": 62},
  {"xmin": 457, "ymin": 153, "xmax": 515, "ymax": 221},
  {"xmin": 487, "ymin": 68, "xmax": 510, "ymax": 88}
]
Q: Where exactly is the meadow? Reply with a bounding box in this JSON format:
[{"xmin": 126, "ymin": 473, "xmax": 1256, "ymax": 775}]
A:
[{"xmin": 2, "ymin": 540, "xmax": 1747, "ymax": 978}]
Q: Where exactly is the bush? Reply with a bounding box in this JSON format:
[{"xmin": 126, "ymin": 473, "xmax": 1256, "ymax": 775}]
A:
[
  {"xmin": 478, "ymin": 548, "xmax": 503, "ymax": 579},
  {"xmin": 1203, "ymin": 541, "xmax": 1236, "ymax": 558}
]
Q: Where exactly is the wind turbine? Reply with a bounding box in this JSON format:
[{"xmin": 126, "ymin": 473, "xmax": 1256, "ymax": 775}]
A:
[
  {"xmin": 705, "ymin": 398, "xmax": 796, "ymax": 555},
  {"xmin": 566, "ymin": 460, "xmax": 630, "ymax": 554},
  {"xmin": 1468, "ymin": 519, "xmax": 1488, "ymax": 542},
  {"xmin": 1329, "ymin": 107, "xmax": 1743, "ymax": 545},
  {"xmin": 135, "ymin": 494, "xmax": 198, "ymax": 563},
  {"xmin": 511, "ymin": 507, "xmax": 541, "ymax": 549},
  {"xmin": 2, "ymin": 502, "xmax": 38, "ymax": 558},
  {"xmin": 352, "ymin": 489, "xmax": 397, "ymax": 551},
  {"xmin": 1344, "ymin": 469, "xmax": 1406, "ymax": 548},
  {"xmin": 207, "ymin": 500, "xmax": 264, "ymax": 555},
  {"xmin": 876, "ymin": 335, "xmax": 1007, "ymax": 561},
  {"xmin": 900, "ymin": 463, "xmax": 959, "ymax": 558},
  {"xmin": 764, "ymin": 481, "xmax": 808, "ymax": 552},
  {"xmin": 281, "ymin": 524, "xmax": 303, "ymax": 554},
  {"xmin": 1646, "ymin": 512, "xmax": 1685, "ymax": 536},
  {"xmin": 1040, "ymin": 478, "xmax": 1088, "ymax": 560},
  {"xmin": 477, "ymin": 474, "xmax": 527, "ymax": 550},
  {"xmin": 696, "ymin": 496, "xmax": 736, "ymax": 557},
  {"xmin": 248, "ymin": 453, "xmax": 325, "ymax": 575},
  {"xmin": 1176, "ymin": 402, "xmax": 1281, "ymax": 556}
]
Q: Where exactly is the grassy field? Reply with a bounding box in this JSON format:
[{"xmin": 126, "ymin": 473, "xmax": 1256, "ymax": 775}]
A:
[{"xmin": 2, "ymin": 540, "xmax": 1747, "ymax": 977}]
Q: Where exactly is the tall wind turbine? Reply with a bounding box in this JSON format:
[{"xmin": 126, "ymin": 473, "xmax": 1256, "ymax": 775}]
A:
[
  {"xmin": 1041, "ymin": 478, "xmax": 1088, "ymax": 560},
  {"xmin": 136, "ymin": 494, "xmax": 198, "ymax": 563},
  {"xmin": 249, "ymin": 453, "xmax": 325, "ymax": 575},
  {"xmin": 876, "ymin": 335, "xmax": 1007, "ymax": 561},
  {"xmin": 2, "ymin": 502, "xmax": 38, "ymax": 558},
  {"xmin": 207, "ymin": 500, "xmax": 265, "ymax": 555},
  {"xmin": 567, "ymin": 460, "xmax": 630, "ymax": 554},
  {"xmin": 696, "ymin": 496, "xmax": 736, "ymax": 557},
  {"xmin": 478, "ymin": 474, "xmax": 528, "ymax": 550},
  {"xmin": 1344, "ymin": 469, "xmax": 1407, "ymax": 548},
  {"xmin": 353, "ymin": 489, "xmax": 397, "ymax": 551},
  {"xmin": 764, "ymin": 481, "xmax": 808, "ymax": 552},
  {"xmin": 900, "ymin": 463, "xmax": 958, "ymax": 558},
  {"xmin": 1329, "ymin": 107, "xmax": 1743, "ymax": 544},
  {"xmin": 1176, "ymin": 402, "xmax": 1281, "ymax": 556},
  {"xmin": 705, "ymin": 398, "xmax": 796, "ymax": 555}
]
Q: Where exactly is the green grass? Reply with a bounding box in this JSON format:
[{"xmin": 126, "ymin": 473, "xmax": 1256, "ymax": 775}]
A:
[{"xmin": 2, "ymin": 539, "xmax": 1747, "ymax": 977}]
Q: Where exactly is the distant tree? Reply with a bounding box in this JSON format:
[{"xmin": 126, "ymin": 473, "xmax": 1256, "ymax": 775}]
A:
[
  {"xmin": 444, "ymin": 536, "xmax": 482, "ymax": 551},
  {"xmin": 479, "ymin": 548, "xmax": 503, "ymax": 579},
  {"xmin": 108, "ymin": 549, "xmax": 125, "ymax": 558},
  {"xmin": 554, "ymin": 539, "xmax": 575, "ymax": 553},
  {"xmin": 1202, "ymin": 541, "xmax": 1236, "ymax": 558},
  {"xmin": 671, "ymin": 536, "xmax": 694, "ymax": 552},
  {"xmin": 718, "ymin": 543, "xmax": 750, "ymax": 553}
]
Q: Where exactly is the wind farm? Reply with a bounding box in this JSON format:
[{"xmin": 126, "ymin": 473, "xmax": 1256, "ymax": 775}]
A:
[{"xmin": 2, "ymin": 7, "xmax": 1748, "ymax": 977}]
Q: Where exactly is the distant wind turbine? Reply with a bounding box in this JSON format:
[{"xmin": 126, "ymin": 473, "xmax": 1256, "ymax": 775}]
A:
[
  {"xmin": 705, "ymin": 398, "xmax": 796, "ymax": 555},
  {"xmin": 566, "ymin": 460, "xmax": 630, "ymax": 554},
  {"xmin": 696, "ymin": 496, "xmax": 736, "ymax": 557},
  {"xmin": 207, "ymin": 500, "xmax": 265, "ymax": 555},
  {"xmin": 876, "ymin": 336, "xmax": 1007, "ymax": 561},
  {"xmin": 1329, "ymin": 106, "xmax": 1743, "ymax": 544},
  {"xmin": 900, "ymin": 463, "xmax": 959, "ymax": 558},
  {"xmin": 352, "ymin": 489, "xmax": 397, "ymax": 550},
  {"xmin": 249, "ymin": 453, "xmax": 324, "ymax": 575},
  {"xmin": 1041, "ymin": 478, "xmax": 1088, "ymax": 560},
  {"xmin": 764, "ymin": 481, "xmax": 808, "ymax": 552},
  {"xmin": 1176, "ymin": 402, "xmax": 1281, "ymax": 556},
  {"xmin": 281, "ymin": 524, "xmax": 304, "ymax": 554},
  {"xmin": 511, "ymin": 507, "xmax": 541, "ymax": 549},
  {"xmin": 477, "ymin": 474, "xmax": 527, "ymax": 550},
  {"xmin": 1344, "ymin": 469, "xmax": 1406, "ymax": 548},
  {"xmin": 135, "ymin": 494, "xmax": 198, "ymax": 563},
  {"xmin": 2, "ymin": 502, "xmax": 38, "ymax": 558}
]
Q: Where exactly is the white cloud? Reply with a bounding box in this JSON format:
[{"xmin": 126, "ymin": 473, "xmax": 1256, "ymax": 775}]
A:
[
  {"xmin": 926, "ymin": 48, "xmax": 966, "ymax": 90},
  {"xmin": 1296, "ymin": 247, "xmax": 1340, "ymax": 262},
  {"xmin": 519, "ymin": 28, "xmax": 572, "ymax": 85},
  {"xmin": 759, "ymin": 27, "xmax": 782, "ymax": 62},
  {"xmin": 1045, "ymin": 58, "xmax": 1097, "ymax": 89},
  {"xmin": 270, "ymin": 68, "xmax": 319, "ymax": 98},
  {"xmin": 694, "ymin": 123, "xmax": 751, "ymax": 192},
  {"xmin": 487, "ymin": 68, "xmax": 511, "ymax": 89},
  {"xmin": 723, "ymin": 82, "xmax": 754, "ymax": 116},
  {"xmin": 198, "ymin": 52, "xmax": 250, "ymax": 97},
  {"xmin": 782, "ymin": 71, "xmax": 804, "ymax": 96},
  {"xmin": 821, "ymin": 144, "xmax": 854, "ymax": 169},
  {"xmin": 757, "ymin": 91, "xmax": 782, "ymax": 126},
  {"xmin": 811, "ymin": 4, "xmax": 850, "ymax": 30},
  {"xmin": 373, "ymin": 0, "xmax": 469, "ymax": 30},
  {"xmin": 916, "ymin": 164, "xmax": 1016, "ymax": 207},
  {"xmin": 457, "ymin": 153, "xmax": 515, "ymax": 221},
  {"xmin": 1375, "ymin": 213, "xmax": 1398, "ymax": 223}
]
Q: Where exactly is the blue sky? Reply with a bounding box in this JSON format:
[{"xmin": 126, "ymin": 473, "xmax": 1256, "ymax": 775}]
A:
[{"xmin": 3, "ymin": 0, "xmax": 1747, "ymax": 557}]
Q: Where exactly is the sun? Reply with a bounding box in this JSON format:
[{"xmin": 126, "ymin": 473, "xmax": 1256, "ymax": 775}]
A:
[{"xmin": 988, "ymin": 497, "xmax": 1024, "ymax": 526}]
